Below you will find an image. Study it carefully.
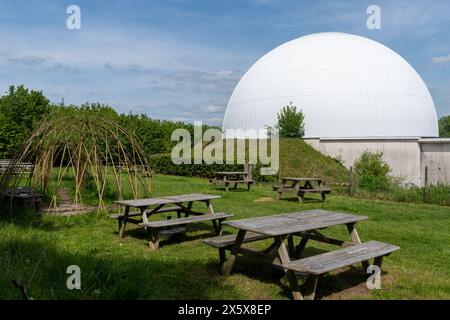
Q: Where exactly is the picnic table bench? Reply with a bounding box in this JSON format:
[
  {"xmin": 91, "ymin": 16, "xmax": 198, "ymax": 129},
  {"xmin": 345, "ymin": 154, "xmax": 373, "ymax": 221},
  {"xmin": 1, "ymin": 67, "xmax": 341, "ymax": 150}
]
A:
[
  {"xmin": 0, "ymin": 186, "xmax": 42, "ymax": 212},
  {"xmin": 112, "ymin": 193, "xmax": 232, "ymax": 250},
  {"xmin": 273, "ymin": 177, "xmax": 331, "ymax": 203},
  {"xmin": 209, "ymin": 171, "xmax": 253, "ymax": 192},
  {"xmin": 0, "ymin": 159, "xmax": 34, "ymax": 173},
  {"xmin": 204, "ymin": 209, "xmax": 399, "ymax": 300}
]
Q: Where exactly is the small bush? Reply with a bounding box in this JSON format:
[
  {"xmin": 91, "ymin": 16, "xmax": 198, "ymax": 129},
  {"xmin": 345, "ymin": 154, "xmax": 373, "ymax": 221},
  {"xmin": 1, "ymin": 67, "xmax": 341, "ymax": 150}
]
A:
[
  {"xmin": 353, "ymin": 151, "xmax": 391, "ymax": 192},
  {"xmin": 275, "ymin": 102, "xmax": 305, "ymax": 138}
]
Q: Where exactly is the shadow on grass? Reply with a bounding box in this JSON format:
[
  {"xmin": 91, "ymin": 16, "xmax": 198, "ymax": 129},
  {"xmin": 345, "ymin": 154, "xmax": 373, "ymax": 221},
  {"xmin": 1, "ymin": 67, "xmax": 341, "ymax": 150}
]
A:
[
  {"xmin": 0, "ymin": 238, "xmax": 241, "ymax": 300},
  {"xmin": 121, "ymin": 221, "xmax": 230, "ymax": 247},
  {"xmin": 204, "ymin": 244, "xmax": 373, "ymax": 300},
  {"xmin": 280, "ymin": 196, "xmax": 324, "ymax": 204},
  {"xmin": 0, "ymin": 206, "xmax": 63, "ymax": 231}
]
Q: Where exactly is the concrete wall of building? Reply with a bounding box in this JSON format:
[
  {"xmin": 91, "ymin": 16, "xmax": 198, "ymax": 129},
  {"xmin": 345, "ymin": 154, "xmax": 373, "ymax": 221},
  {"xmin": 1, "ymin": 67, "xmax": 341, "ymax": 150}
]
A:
[
  {"xmin": 420, "ymin": 141, "xmax": 450, "ymax": 185},
  {"xmin": 304, "ymin": 138, "xmax": 423, "ymax": 185}
]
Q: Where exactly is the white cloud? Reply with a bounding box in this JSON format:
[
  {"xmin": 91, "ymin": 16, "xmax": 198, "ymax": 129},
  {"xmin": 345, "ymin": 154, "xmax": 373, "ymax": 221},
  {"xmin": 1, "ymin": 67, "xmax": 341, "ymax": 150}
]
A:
[
  {"xmin": 206, "ymin": 104, "xmax": 225, "ymax": 113},
  {"xmin": 206, "ymin": 117, "xmax": 223, "ymax": 125},
  {"xmin": 432, "ymin": 55, "xmax": 450, "ymax": 64}
]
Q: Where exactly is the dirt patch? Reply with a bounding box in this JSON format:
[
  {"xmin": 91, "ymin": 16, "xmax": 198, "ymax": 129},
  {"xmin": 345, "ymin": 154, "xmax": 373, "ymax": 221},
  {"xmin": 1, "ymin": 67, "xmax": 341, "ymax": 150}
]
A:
[
  {"xmin": 318, "ymin": 267, "xmax": 396, "ymax": 300},
  {"xmin": 40, "ymin": 187, "xmax": 97, "ymax": 216}
]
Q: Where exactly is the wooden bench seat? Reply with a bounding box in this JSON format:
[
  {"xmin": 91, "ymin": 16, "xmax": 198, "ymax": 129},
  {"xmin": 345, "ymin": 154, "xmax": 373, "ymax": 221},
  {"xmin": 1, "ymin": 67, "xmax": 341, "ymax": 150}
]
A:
[
  {"xmin": 204, "ymin": 232, "xmax": 274, "ymax": 271},
  {"xmin": 283, "ymin": 240, "xmax": 400, "ymax": 300},
  {"xmin": 298, "ymin": 188, "xmax": 331, "ymax": 193},
  {"xmin": 140, "ymin": 212, "xmax": 233, "ymax": 229},
  {"xmin": 203, "ymin": 232, "xmax": 271, "ymax": 249},
  {"xmin": 210, "ymin": 178, "xmax": 253, "ymax": 192},
  {"xmin": 141, "ymin": 212, "xmax": 233, "ymax": 250}
]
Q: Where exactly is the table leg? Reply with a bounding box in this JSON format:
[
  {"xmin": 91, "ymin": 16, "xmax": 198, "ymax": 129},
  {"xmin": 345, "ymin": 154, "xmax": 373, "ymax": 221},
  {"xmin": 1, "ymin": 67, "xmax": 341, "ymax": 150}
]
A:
[
  {"xmin": 218, "ymin": 248, "xmax": 226, "ymax": 270},
  {"xmin": 141, "ymin": 207, "xmax": 148, "ymax": 224},
  {"xmin": 304, "ymin": 275, "xmax": 318, "ymax": 300},
  {"xmin": 185, "ymin": 201, "xmax": 193, "ymax": 217},
  {"xmin": 211, "ymin": 218, "xmax": 224, "ymax": 236},
  {"xmin": 118, "ymin": 206, "xmax": 130, "ymax": 238},
  {"xmin": 223, "ymin": 176, "xmax": 229, "ymax": 192},
  {"xmin": 287, "ymin": 235, "xmax": 295, "ymax": 258},
  {"xmin": 374, "ymin": 256, "xmax": 384, "ymax": 268},
  {"xmin": 276, "ymin": 236, "xmax": 302, "ymax": 300},
  {"xmin": 222, "ymin": 229, "xmax": 246, "ymax": 276},
  {"xmin": 297, "ymin": 191, "xmax": 305, "ymax": 203},
  {"xmin": 148, "ymin": 231, "xmax": 161, "ymax": 250},
  {"xmin": 295, "ymin": 237, "xmax": 309, "ymax": 259},
  {"xmin": 206, "ymin": 200, "xmax": 214, "ymax": 214},
  {"xmin": 346, "ymin": 223, "xmax": 369, "ymax": 270}
]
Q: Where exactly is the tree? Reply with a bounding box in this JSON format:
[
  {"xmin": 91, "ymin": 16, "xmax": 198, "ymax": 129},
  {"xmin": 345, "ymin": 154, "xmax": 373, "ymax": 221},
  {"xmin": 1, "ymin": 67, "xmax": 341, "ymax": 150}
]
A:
[
  {"xmin": 439, "ymin": 115, "xmax": 450, "ymax": 137},
  {"xmin": 0, "ymin": 85, "xmax": 50, "ymax": 158},
  {"xmin": 353, "ymin": 151, "xmax": 391, "ymax": 192},
  {"xmin": 275, "ymin": 102, "xmax": 305, "ymax": 138}
]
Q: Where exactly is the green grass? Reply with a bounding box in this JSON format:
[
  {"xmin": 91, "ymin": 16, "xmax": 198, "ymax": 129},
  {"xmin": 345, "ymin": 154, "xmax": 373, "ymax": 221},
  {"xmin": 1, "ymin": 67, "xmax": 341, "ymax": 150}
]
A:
[
  {"xmin": 278, "ymin": 139, "xmax": 349, "ymax": 183},
  {"xmin": 1, "ymin": 174, "xmax": 449, "ymax": 300}
]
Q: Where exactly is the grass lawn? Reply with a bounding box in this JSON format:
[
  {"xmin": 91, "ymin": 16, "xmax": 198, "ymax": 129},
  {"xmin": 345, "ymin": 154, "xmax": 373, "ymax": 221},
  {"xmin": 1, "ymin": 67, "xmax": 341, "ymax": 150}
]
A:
[{"xmin": 1, "ymin": 174, "xmax": 449, "ymax": 300}]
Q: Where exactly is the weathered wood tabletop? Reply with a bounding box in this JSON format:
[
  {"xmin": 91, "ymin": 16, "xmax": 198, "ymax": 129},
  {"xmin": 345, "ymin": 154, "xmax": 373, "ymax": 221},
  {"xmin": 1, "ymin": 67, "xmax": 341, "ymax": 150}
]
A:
[
  {"xmin": 220, "ymin": 209, "xmax": 368, "ymax": 276},
  {"xmin": 114, "ymin": 193, "xmax": 221, "ymax": 208},
  {"xmin": 223, "ymin": 210, "xmax": 367, "ymax": 236}
]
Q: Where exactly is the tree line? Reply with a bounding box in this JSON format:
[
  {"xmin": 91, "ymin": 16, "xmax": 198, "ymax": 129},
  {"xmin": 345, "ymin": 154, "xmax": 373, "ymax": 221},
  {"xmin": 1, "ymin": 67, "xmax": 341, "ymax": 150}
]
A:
[
  {"xmin": 0, "ymin": 85, "xmax": 212, "ymax": 159},
  {"xmin": 1, "ymin": 85, "xmax": 449, "ymax": 160}
]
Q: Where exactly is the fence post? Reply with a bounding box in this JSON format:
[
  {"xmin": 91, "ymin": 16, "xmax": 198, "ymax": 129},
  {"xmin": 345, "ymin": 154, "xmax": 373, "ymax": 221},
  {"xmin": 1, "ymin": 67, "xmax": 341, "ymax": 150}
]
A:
[
  {"xmin": 349, "ymin": 166, "xmax": 354, "ymax": 196},
  {"xmin": 244, "ymin": 160, "xmax": 253, "ymax": 181},
  {"xmin": 424, "ymin": 166, "xmax": 429, "ymax": 203}
]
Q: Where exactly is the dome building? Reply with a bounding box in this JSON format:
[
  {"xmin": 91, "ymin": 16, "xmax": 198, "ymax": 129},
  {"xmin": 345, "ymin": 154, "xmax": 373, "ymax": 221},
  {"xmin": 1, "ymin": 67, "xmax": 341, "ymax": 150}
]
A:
[{"xmin": 223, "ymin": 33, "xmax": 450, "ymax": 186}]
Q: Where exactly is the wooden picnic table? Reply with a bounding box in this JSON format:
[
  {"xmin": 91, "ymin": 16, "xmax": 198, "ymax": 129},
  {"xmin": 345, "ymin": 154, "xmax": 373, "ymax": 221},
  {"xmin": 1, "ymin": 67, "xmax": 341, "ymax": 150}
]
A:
[
  {"xmin": 0, "ymin": 186, "xmax": 42, "ymax": 212},
  {"xmin": 274, "ymin": 177, "xmax": 331, "ymax": 203},
  {"xmin": 112, "ymin": 193, "xmax": 233, "ymax": 249},
  {"xmin": 210, "ymin": 171, "xmax": 253, "ymax": 192},
  {"xmin": 113, "ymin": 193, "xmax": 221, "ymax": 237},
  {"xmin": 204, "ymin": 209, "xmax": 384, "ymax": 299},
  {"xmin": 219, "ymin": 210, "xmax": 368, "ymax": 273}
]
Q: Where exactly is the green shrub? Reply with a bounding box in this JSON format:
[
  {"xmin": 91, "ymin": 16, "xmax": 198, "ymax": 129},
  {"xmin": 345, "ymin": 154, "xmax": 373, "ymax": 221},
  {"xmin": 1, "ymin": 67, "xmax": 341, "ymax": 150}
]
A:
[
  {"xmin": 275, "ymin": 102, "xmax": 305, "ymax": 138},
  {"xmin": 353, "ymin": 151, "xmax": 391, "ymax": 192},
  {"xmin": 149, "ymin": 154, "xmax": 243, "ymax": 178},
  {"xmin": 149, "ymin": 154, "xmax": 276, "ymax": 182},
  {"xmin": 438, "ymin": 115, "xmax": 450, "ymax": 138}
]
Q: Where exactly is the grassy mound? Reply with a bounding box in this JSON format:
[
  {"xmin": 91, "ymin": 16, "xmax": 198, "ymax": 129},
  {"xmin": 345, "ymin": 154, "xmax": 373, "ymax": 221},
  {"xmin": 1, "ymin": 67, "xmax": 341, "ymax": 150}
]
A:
[{"xmin": 278, "ymin": 138, "xmax": 349, "ymax": 183}]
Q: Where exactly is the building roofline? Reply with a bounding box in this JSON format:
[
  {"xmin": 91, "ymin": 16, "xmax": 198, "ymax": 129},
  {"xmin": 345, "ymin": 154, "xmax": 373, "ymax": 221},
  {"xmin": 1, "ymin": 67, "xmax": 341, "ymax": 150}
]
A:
[
  {"xmin": 418, "ymin": 138, "xmax": 450, "ymax": 144},
  {"xmin": 307, "ymin": 136, "xmax": 423, "ymax": 141}
]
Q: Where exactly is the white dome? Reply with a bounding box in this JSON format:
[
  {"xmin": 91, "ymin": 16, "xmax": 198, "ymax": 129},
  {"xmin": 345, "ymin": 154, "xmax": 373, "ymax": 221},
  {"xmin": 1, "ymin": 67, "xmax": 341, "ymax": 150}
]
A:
[{"xmin": 222, "ymin": 32, "xmax": 438, "ymax": 138}]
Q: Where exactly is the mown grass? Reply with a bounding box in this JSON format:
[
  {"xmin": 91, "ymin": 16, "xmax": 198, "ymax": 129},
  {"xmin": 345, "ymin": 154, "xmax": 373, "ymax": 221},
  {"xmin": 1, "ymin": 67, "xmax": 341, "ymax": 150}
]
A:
[{"xmin": 1, "ymin": 174, "xmax": 449, "ymax": 300}]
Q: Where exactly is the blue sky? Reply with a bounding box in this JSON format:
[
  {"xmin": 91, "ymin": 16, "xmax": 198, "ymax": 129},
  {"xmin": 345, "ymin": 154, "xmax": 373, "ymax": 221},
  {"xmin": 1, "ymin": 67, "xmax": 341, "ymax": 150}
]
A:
[{"xmin": 0, "ymin": 0, "xmax": 449, "ymax": 124}]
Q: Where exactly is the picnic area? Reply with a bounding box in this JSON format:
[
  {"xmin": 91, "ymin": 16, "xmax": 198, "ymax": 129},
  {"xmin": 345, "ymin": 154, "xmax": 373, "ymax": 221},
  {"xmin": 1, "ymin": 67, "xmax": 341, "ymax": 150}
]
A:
[
  {"xmin": 1, "ymin": 174, "xmax": 449, "ymax": 300},
  {"xmin": 0, "ymin": 87, "xmax": 449, "ymax": 300}
]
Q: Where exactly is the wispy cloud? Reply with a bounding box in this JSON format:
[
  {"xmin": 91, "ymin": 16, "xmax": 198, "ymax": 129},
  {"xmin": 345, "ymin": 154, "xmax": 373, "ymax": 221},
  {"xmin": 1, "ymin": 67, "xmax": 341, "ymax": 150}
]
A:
[
  {"xmin": 206, "ymin": 104, "xmax": 225, "ymax": 113},
  {"xmin": 432, "ymin": 55, "xmax": 450, "ymax": 64}
]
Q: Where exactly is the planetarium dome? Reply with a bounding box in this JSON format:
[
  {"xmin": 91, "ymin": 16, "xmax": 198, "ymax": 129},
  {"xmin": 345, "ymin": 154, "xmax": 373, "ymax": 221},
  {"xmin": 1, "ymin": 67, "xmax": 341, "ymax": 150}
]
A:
[{"xmin": 222, "ymin": 32, "xmax": 439, "ymax": 139}]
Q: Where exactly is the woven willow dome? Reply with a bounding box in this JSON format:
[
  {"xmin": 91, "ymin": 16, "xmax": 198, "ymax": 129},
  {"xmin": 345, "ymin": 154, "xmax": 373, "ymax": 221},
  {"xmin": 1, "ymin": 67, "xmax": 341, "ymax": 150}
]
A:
[{"xmin": 0, "ymin": 108, "xmax": 153, "ymax": 212}]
